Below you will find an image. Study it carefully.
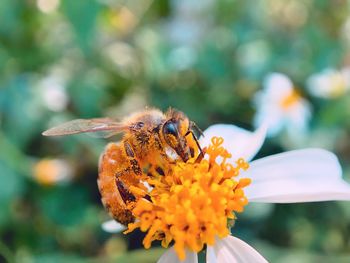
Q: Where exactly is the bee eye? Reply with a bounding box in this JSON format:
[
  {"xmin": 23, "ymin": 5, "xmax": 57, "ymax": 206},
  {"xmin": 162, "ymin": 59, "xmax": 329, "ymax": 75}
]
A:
[{"xmin": 163, "ymin": 122, "xmax": 178, "ymax": 137}]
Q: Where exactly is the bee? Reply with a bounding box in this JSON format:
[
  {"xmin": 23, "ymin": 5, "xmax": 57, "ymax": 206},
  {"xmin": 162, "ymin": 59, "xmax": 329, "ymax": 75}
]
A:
[{"xmin": 43, "ymin": 108, "xmax": 203, "ymax": 225}]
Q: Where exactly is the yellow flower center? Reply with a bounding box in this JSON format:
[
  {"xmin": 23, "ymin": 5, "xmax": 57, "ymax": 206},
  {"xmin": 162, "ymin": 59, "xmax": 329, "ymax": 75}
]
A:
[
  {"xmin": 124, "ymin": 137, "xmax": 251, "ymax": 261},
  {"xmin": 280, "ymin": 89, "xmax": 301, "ymax": 110},
  {"xmin": 329, "ymin": 72, "xmax": 347, "ymax": 98}
]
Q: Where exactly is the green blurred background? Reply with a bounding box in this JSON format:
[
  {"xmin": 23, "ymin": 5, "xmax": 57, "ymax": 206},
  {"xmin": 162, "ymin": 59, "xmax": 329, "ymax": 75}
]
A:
[{"xmin": 1, "ymin": 0, "xmax": 350, "ymax": 262}]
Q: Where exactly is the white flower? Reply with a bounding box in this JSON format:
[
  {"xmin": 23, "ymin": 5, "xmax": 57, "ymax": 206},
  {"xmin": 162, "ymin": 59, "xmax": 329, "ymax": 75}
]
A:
[
  {"xmin": 104, "ymin": 123, "xmax": 350, "ymax": 262},
  {"xmin": 307, "ymin": 68, "xmax": 350, "ymax": 99},
  {"xmin": 38, "ymin": 75, "xmax": 69, "ymax": 112},
  {"xmin": 102, "ymin": 220, "xmax": 126, "ymax": 233},
  {"xmin": 254, "ymin": 72, "xmax": 311, "ymax": 137},
  {"xmin": 36, "ymin": 0, "xmax": 60, "ymax": 14}
]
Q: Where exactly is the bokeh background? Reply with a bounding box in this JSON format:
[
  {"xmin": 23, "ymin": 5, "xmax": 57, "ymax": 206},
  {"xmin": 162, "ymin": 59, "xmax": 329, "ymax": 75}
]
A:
[{"xmin": 1, "ymin": 0, "xmax": 350, "ymax": 262}]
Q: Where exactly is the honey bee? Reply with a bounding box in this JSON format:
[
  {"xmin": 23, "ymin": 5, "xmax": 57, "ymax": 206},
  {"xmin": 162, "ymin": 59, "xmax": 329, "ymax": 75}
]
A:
[{"xmin": 43, "ymin": 108, "xmax": 203, "ymax": 225}]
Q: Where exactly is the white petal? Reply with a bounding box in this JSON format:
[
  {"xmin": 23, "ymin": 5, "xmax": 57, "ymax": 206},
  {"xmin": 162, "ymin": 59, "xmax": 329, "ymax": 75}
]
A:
[
  {"xmin": 157, "ymin": 247, "xmax": 198, "ymax": 263},
  {"xmin": 244, "ymin": 149, "xmax": 350, "ymax": 203},
  {"xmin": 253, "ymin": 105, "xmax": 284, "ymax": 137},
  {"xmin": 264, "ymin": 72, "xmax": 293, "ymax": 101},
  {"xmin": 101, "ymin": 220, "xmax": 126, "ymax": 233},
  {"xmin": 201, "ymin": 124, "xmax": 266, "ymax": 162},
  {"xmin": 207, "ymin": 236, "xmax": 268, "ymax": 263}
]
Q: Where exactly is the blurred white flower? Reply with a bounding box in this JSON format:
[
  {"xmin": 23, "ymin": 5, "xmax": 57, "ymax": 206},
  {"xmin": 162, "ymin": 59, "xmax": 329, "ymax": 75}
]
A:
[
  {"xmin": 165, "ymin": 0, "xmax": 214, "ymax": 71},
  {"xmin": 36, "ymin": 0, "xmax": 60, "ymax": 14},
  {"xmin": 307, "ymin": 68, "xmax": 350, "ymax": 99},
  {"xmin": 102, "ymin": 220, "xmax": 126, "ymax": 233},
  {"xmin": 237, "ymin": 40, "xmax": 271, "ymax": 75},
  {"xmin": 103, "ymin": 42, "xmax": 140, "ymax": 77},
  {"xmin": 341, "ymin": 16, "xmax": 350, "ymax": 44},
  {"xmin": 167, "ymin": 46, "xmax": 197, "ymax": 71},
  {"xmin": 254, "ymin": 72, "xmax": 311, "ymax": 137},
  {"xmin": 167, "ymin": 0, "xmax": 214, "ymax": 46},
  {"xmin": 38, "ymin": 75, "xmax": 69, "ymax": 112}
]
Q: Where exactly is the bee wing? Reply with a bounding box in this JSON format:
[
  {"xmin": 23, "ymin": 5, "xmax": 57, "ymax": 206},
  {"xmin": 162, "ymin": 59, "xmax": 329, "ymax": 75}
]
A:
[{"xmin": 42, "ymin": 118, "xmax": 128, "ymax": 137}]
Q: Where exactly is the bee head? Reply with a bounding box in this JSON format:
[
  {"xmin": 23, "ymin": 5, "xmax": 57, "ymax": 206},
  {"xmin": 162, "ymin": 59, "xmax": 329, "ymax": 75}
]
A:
[{"xmin": 162, "ymin": 109, "xmax": 191, "ymax": 162}]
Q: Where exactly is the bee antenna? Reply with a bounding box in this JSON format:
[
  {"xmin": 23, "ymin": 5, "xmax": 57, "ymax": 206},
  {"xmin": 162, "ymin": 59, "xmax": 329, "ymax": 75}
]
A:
[{"xmin": 190, "ymin": 121, "xmax": 204, "ymax": 138}]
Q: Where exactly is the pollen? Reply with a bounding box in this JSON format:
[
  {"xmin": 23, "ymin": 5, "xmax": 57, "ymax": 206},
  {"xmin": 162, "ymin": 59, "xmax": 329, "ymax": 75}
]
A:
[{"xmin": 124, "ymin": 137, "xmax": 251, "ymax": 261}]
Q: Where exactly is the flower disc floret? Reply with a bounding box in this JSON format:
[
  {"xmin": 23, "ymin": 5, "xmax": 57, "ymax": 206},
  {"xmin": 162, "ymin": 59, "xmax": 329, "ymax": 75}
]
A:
[{"xmin": 124, "ymin": 137, "xmax": 251, "ymax": 260}]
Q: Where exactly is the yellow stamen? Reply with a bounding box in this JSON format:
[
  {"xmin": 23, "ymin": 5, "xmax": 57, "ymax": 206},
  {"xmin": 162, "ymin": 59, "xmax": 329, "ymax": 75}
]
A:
[{"xmin": 124, "ymin": 137, "xmax": 251, "ymax": 261}]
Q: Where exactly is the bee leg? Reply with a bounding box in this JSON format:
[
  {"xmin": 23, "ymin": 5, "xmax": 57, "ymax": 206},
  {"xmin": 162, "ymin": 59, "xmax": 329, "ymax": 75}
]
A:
[
  {"xmin": 186, "ymin": 130, "xmax": 205, "ymax": 163},
  {"xmin": 115, "ymin": 177, "xmax": 136, "ymax": 204},
  {"xmin": 124, "ymin": 141, "xmax": 142, "ymax": 176},
  {"xmin": 123, "ymin": 141, "xmax": 153, "ymax": 201},
  {"xmin": 161, "ymin": 153, "xmax": 177, "ymax": 165},
  {"xmin": 155, "ymin": 166, "xmax": 165, "ymax": 176},
  {"xmin": 143, "ymin": 195, "xmax": 152, "ymax": 202},
  {"xmin": 195, "ymin": 147, "xmax": 207, "ymax": 163}
]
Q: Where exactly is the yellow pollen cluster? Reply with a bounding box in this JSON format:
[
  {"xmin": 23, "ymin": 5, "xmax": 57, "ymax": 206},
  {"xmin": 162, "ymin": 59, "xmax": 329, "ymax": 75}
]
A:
[{"xmin": 124, "ymin": 137, "xmax": 251, "ymax": 260}]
